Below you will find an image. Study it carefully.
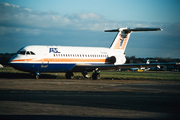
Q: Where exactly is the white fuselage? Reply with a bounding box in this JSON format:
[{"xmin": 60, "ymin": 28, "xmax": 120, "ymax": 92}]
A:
[{"xmin": 9, "ymin": 45, "xmax": 126, "ymax": 73}]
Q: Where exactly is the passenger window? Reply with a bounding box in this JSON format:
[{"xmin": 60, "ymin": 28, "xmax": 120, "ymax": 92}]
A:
[{"xmin": 19, "ymin": 51, "xmax": 26, "ymax": 55}]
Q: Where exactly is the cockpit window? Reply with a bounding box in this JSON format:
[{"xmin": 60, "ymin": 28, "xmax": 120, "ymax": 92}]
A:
[
  {"xmin": 18, "ymin": 51, "xmax": 35, "ymax": 55},
  {"xmin": 26, "ymin": 51, "xmax": 30, "ymax": 55},
  {"xmin": 30, "ymin": 51, "xmax": 35, "ymax": 55},
  {"xmin": 19, "ymin": 51, "xmax": 26, "ymax": 55}
]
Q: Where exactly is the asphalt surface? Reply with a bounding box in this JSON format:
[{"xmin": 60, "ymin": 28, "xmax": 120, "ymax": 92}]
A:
[{"xmin": 0, "ymin": 78, "xmax": 180, "ymax": 120}]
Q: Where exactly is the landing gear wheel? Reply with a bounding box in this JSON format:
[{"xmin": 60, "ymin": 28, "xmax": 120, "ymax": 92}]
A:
[
  {"xmin": 35, "ymin": 72, "xmax": 40, "ymax": 79},
  {"xmin": 65, "ymin": 72, "xmax": 74, "ymax": 79},
  {"xmin": 81, "ymin": 71, "xmax": 90, "ymax": 78},
  {"xmin": 92, "ymin": 73, "xmax": 100, "ymax": 80}
]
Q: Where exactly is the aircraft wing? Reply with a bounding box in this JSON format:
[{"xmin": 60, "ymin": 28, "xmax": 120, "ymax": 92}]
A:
[{"xmin": 72, "ymin": 62, "xmax": 180, "ymax": 71}]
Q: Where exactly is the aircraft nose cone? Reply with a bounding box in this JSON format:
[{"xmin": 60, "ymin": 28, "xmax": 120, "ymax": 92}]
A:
[
  {"xmin": 8, "ymin": 58, "xmax": 12, "ymax": 64},
  {"xmin": 8, "ymin": 54, "xmax": 17, "ymax": 66},
  {"xmin": 8, "ymin": 58, "xmax": 13, "ymax": 66}
]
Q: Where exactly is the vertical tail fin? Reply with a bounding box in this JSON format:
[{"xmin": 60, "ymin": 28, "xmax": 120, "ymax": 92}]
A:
[
  {"xmin": 108, "ymin": 28, "xmax": 131, "ymax": 52},
  {"xmin": 105, "ymin": 27, "xmax": 162, "ymax": 52}
]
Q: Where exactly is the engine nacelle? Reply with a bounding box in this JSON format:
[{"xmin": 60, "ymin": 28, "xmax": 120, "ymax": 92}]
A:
[{"xmin": 109, "ymin": 56, "xmax": 116, "ymax": 64}]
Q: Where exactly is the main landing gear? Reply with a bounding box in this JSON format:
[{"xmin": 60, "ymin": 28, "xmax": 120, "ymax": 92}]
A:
[
  {"xmin": 92, "ymin": 71, "xmax": 100, "ymax": 80},
  {"xmin": 81, "ymin": 71, "xmax": 90, "ymax": 78},
  {"xmin": 33, "ymin": 71, "xmax": 100, "ymax": 80},
  {"xmin": 92, "ymin": 68, "xmax": 100, "ymax": 80},
  {"xmin": 92, "ymin": 70, "xmax": 101, "ymax": 80},
  {"xmin": 65, "ymin": 71, "xmax": 74, "ymax": 79},
  {"xmin": 65, "ymin": 71, "xmax": 100, "ymax": 80},
  {"xmin": 82, "ymin": 69, "xmax": 101, "ymax": 80}
]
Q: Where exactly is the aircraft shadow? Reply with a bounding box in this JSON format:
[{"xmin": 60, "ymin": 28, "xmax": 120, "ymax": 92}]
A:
[{"xmin": 0, "ymin": 72, "xmax": 57, "ymax": 79}]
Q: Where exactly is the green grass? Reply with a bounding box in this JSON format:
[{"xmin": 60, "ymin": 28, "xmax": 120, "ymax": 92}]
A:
[
  {"xmin": 0, "ymin": 66, "xmax": 180, "ymax": 80},
  {"xmin": 99, "ymin": 71, "xmax": 180, "ymax": 80}
]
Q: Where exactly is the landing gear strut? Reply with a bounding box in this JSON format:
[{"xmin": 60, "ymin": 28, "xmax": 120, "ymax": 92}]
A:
[
  {"xmin": 33, "ymin": 72, "xmax": 40, "ymax": 79},
  {"xmin": 65, "ymin": 72, "xmax": 74, "ymax": 79},
  {"xmin": 36, "ymin": 75, "xmax": 39, "ymax": 79}
]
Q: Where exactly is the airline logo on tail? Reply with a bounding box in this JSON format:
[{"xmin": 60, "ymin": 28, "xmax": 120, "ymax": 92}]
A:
[
  {"xmin": 120, "ymin": 35, "xmax": 125, "ymax": 47},
  {"xmin": 120, "ymin": 35, "xmax": 129, "ymax": 49},
  {"xmin": 111, "ymin": 33, "xmax": 130, "ymax": 51}
]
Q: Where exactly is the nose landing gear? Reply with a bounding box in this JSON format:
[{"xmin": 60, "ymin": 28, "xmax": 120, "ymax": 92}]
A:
[
  {"xmin": 31, "ymin": 72, "xmax": 40, "ymax": 79},
  {"xmin": 36, "ymin": 72, "xmax": 40, "ymax": 79}
]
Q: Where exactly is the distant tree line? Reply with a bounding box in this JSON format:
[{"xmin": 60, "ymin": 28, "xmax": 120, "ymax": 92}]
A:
[
  {"xmin": 0, "ymin": 53, "xmax": 16, "ymax": 65},
  {"xmin": 0, "ymin": 53, "xmax": 180, "ymax": 65}
]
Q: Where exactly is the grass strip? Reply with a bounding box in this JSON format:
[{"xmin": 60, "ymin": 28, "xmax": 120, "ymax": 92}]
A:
[{"xmin": 0, "ymin": 66, "xmax": 180, "ymax": 80}]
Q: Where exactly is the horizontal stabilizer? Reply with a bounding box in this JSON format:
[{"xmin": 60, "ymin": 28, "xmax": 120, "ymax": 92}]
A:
[
  {"xmin": 105, "ymin": 28, "xmax": 162, "ymax": 32},
  {"xmin": 104, "ymin": 29, "xmax": 120, "ymax": 32}
]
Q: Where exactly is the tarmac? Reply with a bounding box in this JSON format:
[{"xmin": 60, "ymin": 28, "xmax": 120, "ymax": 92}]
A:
[{"xmin": 0, "ymin": 78, "xmax": 180, "ymax": 120}]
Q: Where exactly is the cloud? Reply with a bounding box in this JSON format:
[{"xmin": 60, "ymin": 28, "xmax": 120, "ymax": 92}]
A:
[
  {"xmin": 0, "ymin": 2, "xmax": 166, "ymax": 32},
  {"xmin": 0, "ymin": 2, "xmax": 70, "ymax": 30},
  {"xmin": 68, "ymin": 13, "xmax": 101, "ymax": 20}
]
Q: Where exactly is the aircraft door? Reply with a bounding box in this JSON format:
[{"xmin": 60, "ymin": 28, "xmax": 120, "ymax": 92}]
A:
[
  {"xmin": 41, "ymin": 58, "xmax": 49, "ymax": 68},
  {"xmin": 39, "ymin": 47, "xmax": 49, "ymax": 68}
]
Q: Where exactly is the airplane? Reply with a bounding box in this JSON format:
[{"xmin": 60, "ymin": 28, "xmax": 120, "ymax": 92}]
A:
[{"xmin": 8, "ymin": 27, "xmax": 180, "ymax": 79}]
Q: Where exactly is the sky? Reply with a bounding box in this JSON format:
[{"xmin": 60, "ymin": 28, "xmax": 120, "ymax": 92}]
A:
[{"xmin": 0, "ymin": 0, "xmax": 180, "ymax": 58}]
